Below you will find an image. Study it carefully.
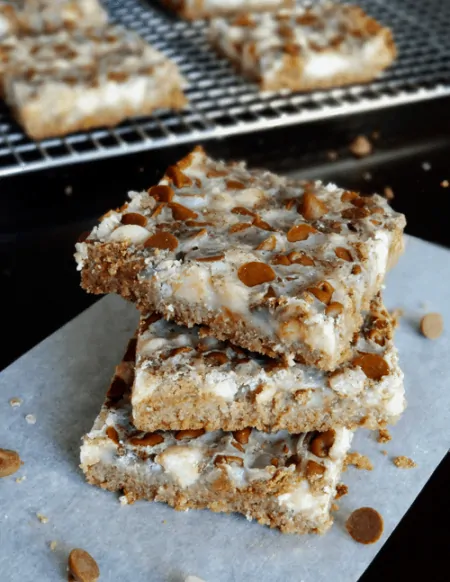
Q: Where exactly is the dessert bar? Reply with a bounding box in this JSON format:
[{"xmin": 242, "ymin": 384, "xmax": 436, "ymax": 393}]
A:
[
  {"xmin": 81, "ymin": 342, "xmax": 353, "ymax": 535},
  {"xmin": 0, "ymin": 0, "xmax": 107, "ymax": 37},
  {"xmin": 209, "ymin": 4, "xmax": 396, "ymax": 91},
  {"xmin": 131, "ymin": 294, "xmax": 405, "ymax": 432},
  {"xmin": 160, "ymin": 0, "xmax": 294, "ymax": 21},
  {"xmin": 0, "ymin": 25, "xmax": 187, "ymax": 139},
  {"xmin": 76, "ymin": 147, "xmax": 406, "ymax": 370}
]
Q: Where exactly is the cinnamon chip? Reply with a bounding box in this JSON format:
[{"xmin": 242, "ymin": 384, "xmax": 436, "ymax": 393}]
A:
[
  {"xmin": 169, "ymin": 202, "xmax": 198, "ymax": 221},
  {"xmin": 106, "ymin": 426, "xmax": 119, "ymax": 445},
  {"xmin": 121, "ymin": 213, "xmax": 147, "ymax": 227},
  {"xmin": 166, "ymin": 165, "xmax": 192, "ymax": 188},
  {"xmin": 68, "ymin": 548, "xmax": 100, "ymax": 582},
  {"xmin": 144, "ymin": 231, "xmax": 178, "ymax": 251},
  {"xmin": 129, "ymin": 433, "xmax": 164, "ymax": 446},
  {"xmin": 346, "ymin": 507, "xmax": 383, "ymax": 544},
  {"xmin": 352, "ymin": 353, "xmax": 389, "ymax": 380},
  {"xmin": 420, "ymin": 313, "xmax": 443, "ymax": 339},
  {"xmin": 335, "ymin": 247, "xmax": 353, "ymax": 262},
  {"xmin": 204, "ymin": 351, "xmax": 229, "ymax": 366},
  {"xmin": 148, "ymin": 185, "xmax": 174, "ymax": 202},
  {"xmin": 299, "ymin": 192, "xmax": 328, "ymax": 220},
  {"xmin": 232, "ymin": 427, "xmax": 251, "ymax": 445},
  {"xmin": 175, "ymin": 429, "xmax": 205, "ymax": 440},
  {"xmin": 0, "ymin": 448, "xmax": 22, "ymax": 478},
  {"xmin": 286, "ymin": 223, "xmax": 317, "ymax": 242},
  {"xmin": 310, "ymin": 430, "xmax": 335, "ymax": 457},
  {"xmin": 393, "ymin": 456, "xmax": 417, "ymax": 469},
  {"xmin": 237, "ymin": 262, "xmax": 276, "ymax": 287}
]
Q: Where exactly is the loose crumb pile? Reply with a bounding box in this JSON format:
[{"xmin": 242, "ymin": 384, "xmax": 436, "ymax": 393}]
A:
[
  {"xmin": 335, "ymin": 483, "xmax": 349, "ymax": 499},
  {"xmin": 9, "ymin": 397, "xmax": 23, "ymax": 408},
  {"xmin": 36, "ymin": 513, "xmax": 49, "ymax": 524},
  {"xmin": 393, "ymin": 456, "xmax": 417, "ymax": 469},
  {"xmin": 349, "ymin": 135, "xmax": 372, "ymax": 158},
  {"xmin": 377, "ymin": 428, "xmax": 392, "ymax": 444},
  {"xmin": 344, "ymin": 452, "xmax": 373, "ymax": 471}
]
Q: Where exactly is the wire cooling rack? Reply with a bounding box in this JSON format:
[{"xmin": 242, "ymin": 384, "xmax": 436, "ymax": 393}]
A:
[{"xmin": 1, "ymin": 0, "xmax": 449, "ymax": 176}]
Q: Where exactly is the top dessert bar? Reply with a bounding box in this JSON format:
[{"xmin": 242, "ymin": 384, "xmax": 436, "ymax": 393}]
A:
[
  {"xmin": 76, "ymin": 147, "xmax": 405, "ymax": 370},
  {"xmin": 209, "ymin": 4, "xmax": 396, "ymax": 91},
  {"xmin": 0, "ymin": 0, "xmax": 107, "ymax": 37},
  {"xmin": 160, "ymin": 0, "xmax": 294, "ymax": 21}
]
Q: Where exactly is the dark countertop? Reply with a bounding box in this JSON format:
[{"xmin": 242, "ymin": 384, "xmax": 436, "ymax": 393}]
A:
[{"xmin": 2, "ymin": 97, "xmax": 450, "ymax": 581}]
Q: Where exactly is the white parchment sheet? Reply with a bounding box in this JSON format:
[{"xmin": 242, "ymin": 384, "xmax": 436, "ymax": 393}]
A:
[{"xmin": 1, "ymin": 236, "xmax": 449, "ymax": 582}]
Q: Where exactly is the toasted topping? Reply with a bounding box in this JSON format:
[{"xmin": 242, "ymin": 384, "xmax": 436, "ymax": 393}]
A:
[
  {"xmin": 344, "ymin": 452, "xmax": 373, "ymax": 471},
  {"xmin": 352, "ymin": 353, "xmax": 389, "ymax": 380},
  {"xmin": 148, "ymin": 185, "xmax": 174, "ymax": 202},
  {"xmin": 299, "ymin": 192, "xmax": 328, "ymax": 220},
  {"xmin": 286, "ymin": 223, "xmax": 317, "ymax": 242},
  {"xmin": 310, "ymin": 430, "xmax": 335, "ymax": 457},
  {"xmin": 346, "ymin": 507, "xmax": 383, "ymax": 544},
  {"xmin": 144, "ymin": 231, "xmax": 179, "ymax": 251},
  {"xmin": 196, "ymin": 255, "xmax": 225, "ymax": 262},
  {"xmin": 237, "ymin": 261, "xmax": 276, "ymax": 287},
  {"xmin": 325, "ymin": 302, "xmax": 344, "ymax": 317},
  {"xmin": 349, "ymin": 135, "xmax": 373, "ymax": 158},
  {"xmin": 68, "ymin": 548, "xmax": 100, "ymax": 582},
  {"xmin": 129, "ymin": 433, "xmax": 164, "ymax": 446},
  {"xmin": 306, "ymin": 460, "xmax": 325, "ymax": 481},
  {"xmin": 335, "ymin": 247, "xmax": 353, "ymax": 262},
  {"xmin": 169, "ymin": 202, "xmax": 198, "ymax": 221},
  {"xmin": 232, "ymin": 427, "xmax": 251, "ymax": 445},
  {"xmin": 106, "ymin": 426, "xmax": 119, "ymax": 445},
  {"xmin": 214, "ymin": 454, "xmax": 244, "ymax": 467},
  {"xmin": 342, "ymin": 206, "xmax": 370, "ymax": 219},
  {"xmin": 256, "ymin": 235, "xmax": 277, "ymax": 251},
  {"xmin": 420, "ymin": 313, "xmax": 443, "ymax": 339},
  {"xmin": 335, "ymin": 483, "xmax": 349, "ymax": 499},
  {"xmin": 204, "ymin": 351, "xmax": 229, "ymax": 366},
  {"xmin": 175, "ymin": 429, "xmax": 206, "ymax": 440},
  {"xmin": 308, "ymin": 281, "xmax": 334, "ymax": 304},
  {"xmin": 393, "ymin": 456, "xmax": 417, "ymax": 469},
  {"xmin": 0, "ymin": 448, "xmax": 22, "ymax": 478},
  {"xmin": 227, "ymin": 180, "xmax": 246, "ymax": 190},
  {"xmin": 377, "ymin": 428, "xmax": 391, "ymax": 444},
  {"xmin": 121, "ymin": 213, "xmax": 147, "ymax": 227},
  {"xmin": 166, "ymin": 165, "xmax": 192, "ymax": 188}
]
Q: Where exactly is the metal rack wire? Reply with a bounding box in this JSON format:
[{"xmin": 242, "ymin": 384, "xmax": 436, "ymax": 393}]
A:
[{"xmin": 1, "ymin": 0, "xmax": 449, "ymax": 176}]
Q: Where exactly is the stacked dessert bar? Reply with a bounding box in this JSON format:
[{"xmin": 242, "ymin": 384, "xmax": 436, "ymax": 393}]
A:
[{"xmin": 76, "ymin": 146, "xmax": 406, "ymax": 535}]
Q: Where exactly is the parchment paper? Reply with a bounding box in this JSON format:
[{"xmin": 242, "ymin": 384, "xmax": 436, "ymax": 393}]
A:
[{"xmin": 1, "ymin": 236, "xmax": 449, "ymax": 582}]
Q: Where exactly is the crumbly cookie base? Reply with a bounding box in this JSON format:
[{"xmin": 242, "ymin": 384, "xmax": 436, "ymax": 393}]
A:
[
  {"xmin": 84, "ymin": 461, "xmax": 330, "ymax": 535},
  {"xmin": 161, "ymin": 0, "xmax": 294, "ymax": 21},
  {"xmin": 13, "ymin": 87, "xmax": 187, "ymax": 140},
  {"xmin": 80, "ymin": 225, "xmax": 404, "ymax": 370}
]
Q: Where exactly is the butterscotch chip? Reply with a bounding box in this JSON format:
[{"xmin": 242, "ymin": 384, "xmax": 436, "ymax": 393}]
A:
[
  {"xmin": 272, "ymin": 254, "xmax": 291, "ymax": 266},
  {"xmin": 166, "ymin": 165, "xmax": 192, "ymax": 188},
  {"xmin": 393, "ymin": 456, "xmax": 416, "ymax": 469},
  {"xmin": 299, "ymin": 192, "xmax": 328, "ymax": 220},
  {"xmin": 233, "ymin": 427, "xmax": 251, "ymax": 444},
  {"xmin": 288, "ymin": 251, "xmax": 314, "ymax": 266},
  {"xmin": 144, "ymin": 231, "xmax": 178, "ymax": 251},
  {"xmin": 121, "ymin": 213, "xmax": 147, "ymax": 227},
  {"xmin": 349, "ymin": 135, "xmax": 372, "ymax": 158},
  {"xmin": 169, "ymin": 202, "xmax": 198, "ymax": 221},
  {"xmin": 204, "ymin": 351, "xmax": 229, "ymax": 366},
  {"xmin": 377, "ymin": 428, "xmax": 391, "ymax": 444},
  {"xmin": 310, "ymin": 430, "xmax": 335, "ymax": 457},
  {"xmin": 341, "ymin": 191, "xmax": 359, "ymax": 202},
  {"xmin": 196, "ymin": 255, "xmax": 225, "ymax": 262},
  {"xmin": 256, "ymin": 235, "xmax": 277, "ymax": 251},
  {"xmin": 175, "ymin": 429, "xmax": 206, "ymax": 440},
  {"xmin": 214, "ymin": 454, "xmax": 244, "ymax": 467},
  {"xmin": 420, "ymin": 313, "xmax": 443, "ymax": 339},
  {"xmin": 335, "ymin": 247, "xmax": 353, "ymax": 262},
  {"xmin": 346, "ymin": 507, "xmax": 383, "ymax": 544},
  {"xmin": 286, "ymin": 223, "xmax": 317, "ymax": 242},
  {"xmin": 352, "ymin": 264, "xmax": 362, "ymax": 275},
  {"xmin": 237, "ymin": 262, "xmax": 275, "ymax": 287},
  {"xmin": 325, "ymin": 302, "xmax": 344, "ymax": 317},
  {"xmin": 231, "ymin": 206, "xmax": 256, "ymax": 217},
  {"xmin": 352, "ymin": 353, "xmax": 389, "ymax": 380},
  {"xmin": 106, "ymin": 426, "xmax": 120, "ymax": 444},
  {"xmin": 68, "ymin": 548, "xmax": 100, "ymax": 582},
  {"xmin": 308, "ymin": 281, "xmax": 334, "ymax": 305},
  {"xmin": 226, "ymin": 180, "xmax": 246, "ymax": 190},
  {"xmin": 253, "ymin": 216, "xmax": 274, "ymax": 231},
  {"xmin": 0, "ymin": 448, "xmax": 22, "ymax": 478},
  {"xmin": 306, "ymin": 460, "xmax": 325, "ymax": 481},
  {"xmin": 335, "ymin": 483, "xmax": 348, "ymax": 499},
  {"xmin": 129, "ymin": 433, "xmax": 164, "ymax": 446},
  {"xmin": 148, "ymin": 185, "xmax": 174, "ymax": 202},
  {"xmin": 229, "ymin": 223, "xmax": 252, "ymax": 233}
]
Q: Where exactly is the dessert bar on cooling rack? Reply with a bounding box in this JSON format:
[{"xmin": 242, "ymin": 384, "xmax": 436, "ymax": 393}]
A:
[
  {"xmin": 0, "ymin": 0, "xmax": 107, "ymax": 36},
  {"xmin": 81, "ymin": 341, "xmax": 353, "ymax": 535},
  {"xmin": 209, "ymin": 4, "xmax": 396, "ymax": 90},
  {"xmin": 160, "ymin": 0, "xmax": 294, "ymax": 20},
  {"xmin": 76, "ymin": 147, "xmax": 405, "ymax": 370},
  {"xmin": 0, "ymin": 25, "xmax": 187, "ymax": 139}
]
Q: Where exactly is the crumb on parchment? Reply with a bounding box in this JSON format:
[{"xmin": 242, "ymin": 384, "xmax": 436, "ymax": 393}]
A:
[
  {"xmin": 393, "ymin": 456, "xmax": 417, "ymax": 469},
  {"xmin": 344, "ymin": 452, "xmax": 373, "ymax": 471},
  {"xmin": 377, "ymin": 428, "xmax": 392, "ymax": 444}
]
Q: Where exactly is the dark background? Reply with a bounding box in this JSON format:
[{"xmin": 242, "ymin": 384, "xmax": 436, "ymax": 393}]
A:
[{"xmin": 2, "ymin": 97, "xmax": 449, "ymax": 581}]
